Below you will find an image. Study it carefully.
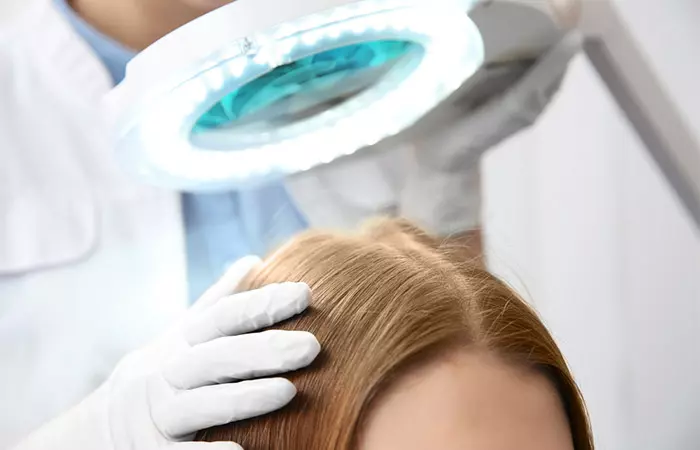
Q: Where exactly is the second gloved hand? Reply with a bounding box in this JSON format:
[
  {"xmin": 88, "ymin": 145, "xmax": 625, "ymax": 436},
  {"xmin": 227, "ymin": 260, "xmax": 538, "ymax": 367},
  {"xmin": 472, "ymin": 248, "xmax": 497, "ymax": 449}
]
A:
[{"xmin": 14, "ymin": 256, "xmax": 321, "ymax": 450}]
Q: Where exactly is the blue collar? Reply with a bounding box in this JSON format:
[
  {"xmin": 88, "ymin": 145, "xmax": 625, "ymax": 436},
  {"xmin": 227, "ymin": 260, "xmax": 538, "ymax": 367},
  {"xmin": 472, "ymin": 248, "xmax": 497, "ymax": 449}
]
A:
[{"xmin": 53, "ymin": 0, "xmax": 137, "ymax": 85}]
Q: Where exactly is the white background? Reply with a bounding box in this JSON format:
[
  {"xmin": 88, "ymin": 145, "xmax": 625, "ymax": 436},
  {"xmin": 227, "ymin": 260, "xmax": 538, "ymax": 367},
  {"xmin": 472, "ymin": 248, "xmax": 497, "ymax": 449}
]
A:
[
  {"xmin": 482, "ymin": 1, "xmax": 700, "ymax": 449},
  {"xmin": 1, "ymin": 0, "xmax": 699, "ymax": 449}
]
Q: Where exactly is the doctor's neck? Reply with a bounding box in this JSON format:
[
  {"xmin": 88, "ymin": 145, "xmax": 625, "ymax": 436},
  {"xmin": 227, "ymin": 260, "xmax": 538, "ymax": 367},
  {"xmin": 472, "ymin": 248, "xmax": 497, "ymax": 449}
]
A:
[{"xmin": 69, "ymin": 0, "xmax": 231, "ymax": 51}]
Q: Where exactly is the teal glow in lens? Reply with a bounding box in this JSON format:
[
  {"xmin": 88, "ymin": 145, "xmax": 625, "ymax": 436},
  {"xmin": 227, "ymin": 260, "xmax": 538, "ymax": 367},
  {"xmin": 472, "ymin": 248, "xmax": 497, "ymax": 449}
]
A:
[{"xmin": 193, "ymin": 40, "xmax": 417, "ymax": 133}]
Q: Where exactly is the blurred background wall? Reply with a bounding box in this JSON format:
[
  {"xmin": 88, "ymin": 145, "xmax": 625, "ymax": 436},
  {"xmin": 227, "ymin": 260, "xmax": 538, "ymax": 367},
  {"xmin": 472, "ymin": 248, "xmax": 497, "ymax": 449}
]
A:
[{"xmin": 483, "ymin": 1, "xmax": 700, "ymax": 449}]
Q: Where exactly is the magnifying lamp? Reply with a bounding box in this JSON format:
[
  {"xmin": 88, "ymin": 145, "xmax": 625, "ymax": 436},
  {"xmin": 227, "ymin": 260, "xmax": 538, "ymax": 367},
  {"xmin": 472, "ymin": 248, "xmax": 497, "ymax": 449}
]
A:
[
  {"xmin": 104, "ymin": 0, "xmax": 700, "ymax": 229},
  {"xmin": 105, "ymin": 0, "xmax": 485, "ymax": 191}
]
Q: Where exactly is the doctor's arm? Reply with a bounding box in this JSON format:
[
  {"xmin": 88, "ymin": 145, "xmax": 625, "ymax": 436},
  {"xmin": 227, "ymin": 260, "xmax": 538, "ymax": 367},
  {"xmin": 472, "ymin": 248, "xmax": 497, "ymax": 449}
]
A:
[
  {"xmin": 399, "ymin": 151, "xmax": 483, "ymax": 260},
  {"xmin": 13, "ymin": 256, "xmax": 321, "ymax": 450},
  {"xmin": 398, "ymin": 33, "xmax": 582, "ymax": 259}
]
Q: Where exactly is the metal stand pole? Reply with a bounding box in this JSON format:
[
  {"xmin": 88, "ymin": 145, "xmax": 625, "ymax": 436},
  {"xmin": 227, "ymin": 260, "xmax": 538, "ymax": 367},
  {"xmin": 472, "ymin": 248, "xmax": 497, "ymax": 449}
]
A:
[{"xmin": 581, "ymin": 1, "xmax": 700, "ymax": 233}]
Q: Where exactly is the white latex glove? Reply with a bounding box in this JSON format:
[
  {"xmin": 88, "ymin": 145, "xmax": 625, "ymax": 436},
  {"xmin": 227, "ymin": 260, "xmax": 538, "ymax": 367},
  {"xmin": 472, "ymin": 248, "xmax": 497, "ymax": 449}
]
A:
[
  {"xmin": 398, "ymin": 32, "xmax": 583, "ymax": 235},
  {"xmin": 13, "ymin": 256, "xmax": 321, "ymax": 450}
]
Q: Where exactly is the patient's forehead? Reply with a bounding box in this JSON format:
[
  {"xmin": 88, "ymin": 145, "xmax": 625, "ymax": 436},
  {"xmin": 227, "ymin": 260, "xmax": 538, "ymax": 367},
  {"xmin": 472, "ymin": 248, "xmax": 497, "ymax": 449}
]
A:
[{"xmin": 358, "ymin": 351, "xmax": 574, "ymax": 450}]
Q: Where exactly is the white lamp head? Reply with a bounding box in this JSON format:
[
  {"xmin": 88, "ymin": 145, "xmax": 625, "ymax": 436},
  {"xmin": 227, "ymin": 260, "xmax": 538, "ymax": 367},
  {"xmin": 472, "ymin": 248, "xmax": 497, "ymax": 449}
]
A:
[{"xmin": 104, "ymin": 0, "xmax": 485, "ymax": 191}]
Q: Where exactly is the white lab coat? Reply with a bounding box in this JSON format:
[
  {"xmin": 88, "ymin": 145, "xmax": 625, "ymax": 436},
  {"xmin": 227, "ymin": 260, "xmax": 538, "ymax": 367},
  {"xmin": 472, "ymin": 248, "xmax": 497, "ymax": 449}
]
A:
[
  {"xmin": 0, "ymin": 1, "xmax": 484, "ymax": 447},
  {"xmin": 0, "ymin": 3, "xmax": 190, "ymax": 448}
]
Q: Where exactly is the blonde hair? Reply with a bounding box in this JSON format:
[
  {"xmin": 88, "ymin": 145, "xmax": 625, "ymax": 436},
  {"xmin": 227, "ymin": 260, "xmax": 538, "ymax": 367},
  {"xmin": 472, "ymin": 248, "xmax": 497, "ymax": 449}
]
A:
[{"xmin": 196, "ymin": 218, "xmax": 593, "ymax": 449}]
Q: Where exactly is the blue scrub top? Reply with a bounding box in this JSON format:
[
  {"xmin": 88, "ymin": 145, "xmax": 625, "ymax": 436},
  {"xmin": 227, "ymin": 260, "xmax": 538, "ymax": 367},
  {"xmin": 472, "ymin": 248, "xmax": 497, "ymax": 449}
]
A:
[{"xmin": 54, "ymin": 0, "xmax": 309, "ymax": 300}]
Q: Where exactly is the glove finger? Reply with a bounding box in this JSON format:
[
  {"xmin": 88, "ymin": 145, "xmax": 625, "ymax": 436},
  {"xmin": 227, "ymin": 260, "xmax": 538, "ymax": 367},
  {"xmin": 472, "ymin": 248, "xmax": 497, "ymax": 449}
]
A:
[
  {"xmin": 508, "ymin": 32, "xmax": 581, "ymax": 102},
  {"xmin": 185, "ymin": 282, "xmax": 311, "ymax": 345},
  {"xmin": 173, "ymin": 442, "xmax": 244, "ymax": 450},
  {"xmin": 155, "ymin": 378, "xmax": 297, "ymax": 439},
  {"xmin": 191, "ymin": 255, "xmax": 262, "ymax": 313},
  {"xmin": 164, "ymin": 330, "xmax": 321, "ymax": 390}
]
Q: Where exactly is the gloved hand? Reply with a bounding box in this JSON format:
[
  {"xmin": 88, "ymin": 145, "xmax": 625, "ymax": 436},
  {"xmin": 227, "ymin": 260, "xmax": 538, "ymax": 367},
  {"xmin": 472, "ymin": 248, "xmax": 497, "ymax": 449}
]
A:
[
  {"xmin": 398, "ymin": 32, "xmax": 583, "ymax": 235},
  {"xmin": 13, "ymin": 256, "xmax": 321, "ymax": 450}
]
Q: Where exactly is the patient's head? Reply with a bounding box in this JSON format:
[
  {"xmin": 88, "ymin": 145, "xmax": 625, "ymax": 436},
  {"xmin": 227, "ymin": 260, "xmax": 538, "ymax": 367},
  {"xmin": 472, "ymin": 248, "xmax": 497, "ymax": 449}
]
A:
[{"xmin": 196, "ymin": 218, "xmax": 592, "ymax": 450}]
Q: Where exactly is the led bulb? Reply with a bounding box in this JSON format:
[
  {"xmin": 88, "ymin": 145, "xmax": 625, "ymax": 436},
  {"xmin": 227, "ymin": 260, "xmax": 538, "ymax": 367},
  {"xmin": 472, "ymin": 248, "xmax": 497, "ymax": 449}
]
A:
[
  {"xmin": 302, "ymin": 32, "xmax": 320, "ymax": 46},
  {"xmin": 226, "ymin": 59, "xmax": 247, "ymax": 77},
  {"xmin": 206, "ymin": 69, "xmax": 225, "ymax": 91}
]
